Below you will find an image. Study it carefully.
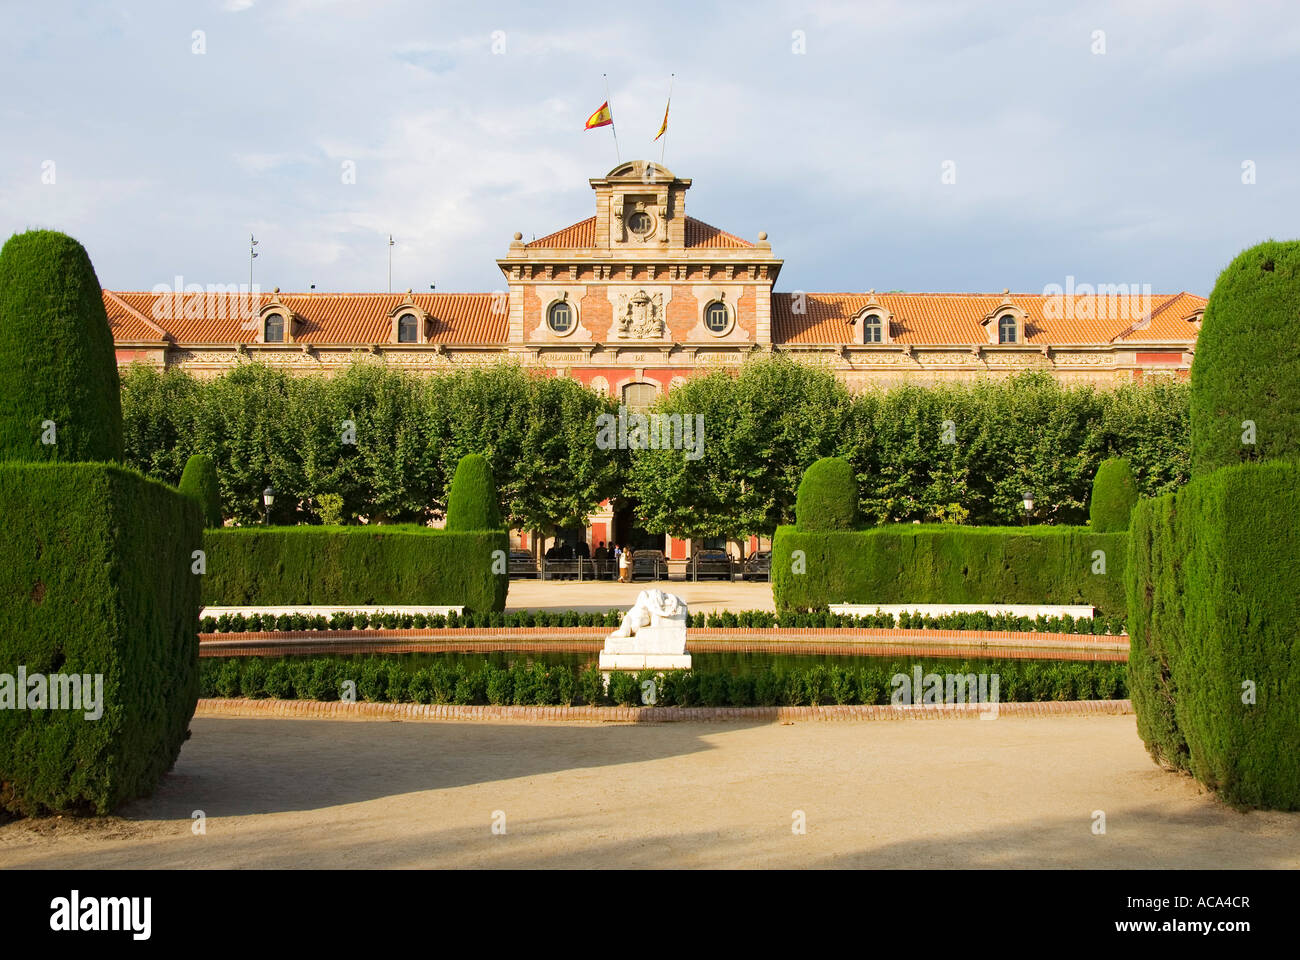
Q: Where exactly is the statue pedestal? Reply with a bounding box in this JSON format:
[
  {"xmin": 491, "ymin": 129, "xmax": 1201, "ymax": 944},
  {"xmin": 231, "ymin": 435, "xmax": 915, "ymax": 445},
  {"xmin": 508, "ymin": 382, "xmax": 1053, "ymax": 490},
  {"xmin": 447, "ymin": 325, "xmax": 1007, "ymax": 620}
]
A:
[{"xmin": 600, "ymin": 624, "xmax": 690, "ymax": 672}]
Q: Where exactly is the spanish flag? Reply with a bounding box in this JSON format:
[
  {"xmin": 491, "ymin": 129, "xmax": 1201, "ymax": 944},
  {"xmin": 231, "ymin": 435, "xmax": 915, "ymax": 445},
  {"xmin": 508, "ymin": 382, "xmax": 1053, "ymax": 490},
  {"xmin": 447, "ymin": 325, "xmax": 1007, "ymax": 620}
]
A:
[
  {"xmin": 654, "ymin": 98, "xmax": 670, "ymax": 141},
  {"xmin": 584, "ymin": 101, "xmax": 613, "ymax": 130}
]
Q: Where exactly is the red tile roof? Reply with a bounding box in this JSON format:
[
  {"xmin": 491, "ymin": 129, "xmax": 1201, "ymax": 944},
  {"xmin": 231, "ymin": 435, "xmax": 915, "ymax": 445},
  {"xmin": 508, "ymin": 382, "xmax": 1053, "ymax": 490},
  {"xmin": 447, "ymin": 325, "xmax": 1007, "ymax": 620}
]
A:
[
  {"xmin": 684, "ymin": 217, "xmax": 753, "ymax": 249},
  {"xmin": 105, "ymin": 292, "xmax": 507, "ymax": 345},
  {"xmin": 523, "ymin": 215, "xmax": 752, "ymax": 249},
  {"xmin": 771, "ymin": 292, "xmax": 1205, "ymax": 346}
]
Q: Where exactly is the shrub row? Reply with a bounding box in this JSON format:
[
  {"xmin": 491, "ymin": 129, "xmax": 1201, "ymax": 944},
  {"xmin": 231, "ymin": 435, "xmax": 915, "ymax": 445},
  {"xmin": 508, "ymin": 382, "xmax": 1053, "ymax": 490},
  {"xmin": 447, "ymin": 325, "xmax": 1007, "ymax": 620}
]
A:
[
  {"xmin": 1127, "ymin": 459, "xmax": 1300, "ymax": 809},
  {"xmin": 773, "ymin": 524, "xmax": 1128, "ymax": 617},
  {"xmin": 201, "ymin": 525, "xmax": 508, "ymax": 612},
  {"xmin": 201, "ymin": 656, "xmax": 1129, "ymax": 707},
  {"xmin": 200, "ymin": 608, "xmax": 1126, "ymax": 635}
]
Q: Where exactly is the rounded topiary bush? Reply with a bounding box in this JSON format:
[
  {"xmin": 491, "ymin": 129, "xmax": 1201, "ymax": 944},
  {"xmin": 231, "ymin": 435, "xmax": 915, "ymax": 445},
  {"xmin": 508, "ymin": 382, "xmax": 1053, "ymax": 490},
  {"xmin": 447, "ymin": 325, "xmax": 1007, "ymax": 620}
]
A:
[
  {"xmin": 178, "ymin": 453, "xmax": 222, "ymax": 527},
  {"xmin": 445, "ymin": 453, "xmax": 503, "ymax": 530},
  {"xmin": 1190, "ymin": 239, "xmax": 1300, "ymax": 477},
  {"xmin": 1089, "ymin": 457, "xmax": 1138, "ymax": 532},
  {"xmin": 0, "ymin": 230, "xmax": 124, "ymax": 463},
  {"xmin": 794, "ymin": 456, "xmax": 859, "ymax": 531}
]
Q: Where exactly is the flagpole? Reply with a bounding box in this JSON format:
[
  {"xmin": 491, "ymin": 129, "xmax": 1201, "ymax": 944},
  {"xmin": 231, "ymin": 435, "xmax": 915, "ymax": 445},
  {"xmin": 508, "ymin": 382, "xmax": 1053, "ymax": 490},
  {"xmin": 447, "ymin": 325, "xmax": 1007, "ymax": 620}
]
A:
[
  {"xmin": 659, "ymin": 74, "xmax": 674, "ymax": 166},
  {"xmin": 603, "ymin": 73, "xmax": 621, "ymax": 163}
]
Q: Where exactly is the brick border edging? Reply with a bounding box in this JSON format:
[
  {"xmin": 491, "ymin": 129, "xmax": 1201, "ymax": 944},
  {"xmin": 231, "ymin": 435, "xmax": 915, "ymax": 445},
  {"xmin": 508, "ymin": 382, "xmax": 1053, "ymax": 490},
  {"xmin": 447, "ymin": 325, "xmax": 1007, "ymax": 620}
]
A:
[{"xmin": 195, "ymin": 697, "xmax": 1134, "ymax": 724}]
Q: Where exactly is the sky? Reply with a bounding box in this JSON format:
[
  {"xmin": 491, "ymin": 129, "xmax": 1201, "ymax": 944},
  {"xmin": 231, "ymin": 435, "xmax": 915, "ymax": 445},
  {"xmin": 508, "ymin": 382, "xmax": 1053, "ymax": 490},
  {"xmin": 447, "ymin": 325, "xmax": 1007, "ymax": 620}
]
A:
[{"xmin": 2, "ymin": 0, "xmax": 1297, "ymax": 298}]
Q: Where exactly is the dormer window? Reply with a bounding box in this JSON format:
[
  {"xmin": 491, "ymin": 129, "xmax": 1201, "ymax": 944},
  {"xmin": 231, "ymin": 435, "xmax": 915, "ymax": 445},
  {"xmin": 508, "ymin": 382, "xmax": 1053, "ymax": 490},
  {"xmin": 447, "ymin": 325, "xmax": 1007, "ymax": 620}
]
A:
[
  {"xmin": 264, "ymin": 312, "xmax": 285, "ymax": 343},
  {"xmin": 863, "ymin": 313, "xmax": 884, "ymax": 343},
  {"xmin": 998, "ymin": 313, "xmax": 1018, "ymax": 343},
  {"xmin": 397, "ymin": 313, "xmax": 419, "ymax": 343},
  {"xmin": 628, "ymin": 211, "xmax": 652, "ymax": 236}
]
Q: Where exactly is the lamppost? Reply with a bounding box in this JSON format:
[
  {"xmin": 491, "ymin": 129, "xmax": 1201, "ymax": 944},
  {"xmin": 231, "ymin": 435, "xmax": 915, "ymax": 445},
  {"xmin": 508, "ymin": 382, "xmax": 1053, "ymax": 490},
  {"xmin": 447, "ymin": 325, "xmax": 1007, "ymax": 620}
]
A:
[
  {"xmin": 1022, "ymin": 490, "xmax": 1035, "ymax": 526},
  {"xmin": 263, "ymin": 486, "xmax": 276, "ymax": 526}
]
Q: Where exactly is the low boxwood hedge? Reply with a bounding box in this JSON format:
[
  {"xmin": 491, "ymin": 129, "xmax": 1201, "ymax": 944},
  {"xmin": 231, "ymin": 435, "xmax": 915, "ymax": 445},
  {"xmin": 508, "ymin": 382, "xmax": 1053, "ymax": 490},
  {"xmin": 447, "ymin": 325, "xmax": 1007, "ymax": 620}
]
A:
[
  {"xmin": 201, "ymin": 525, "xmax": 508, "ymax": 612},
  {"xmin": 772, "ymin": 524, "xmax": 1128, "ymax": 617},
  {"xmin": 200, "ymin": 654, "xmax": 1128, "ymax": 707},
  {"xmin": 1127, "ymin": 458, "xmax": 1300, "ymax": 809},
  {"xmin": 0, "ymin": 462, "xmax": 202, "ymax": 815},
  {"xmin": 198, "ymin": 607, "xmax": 1127, "ymax": 635}
]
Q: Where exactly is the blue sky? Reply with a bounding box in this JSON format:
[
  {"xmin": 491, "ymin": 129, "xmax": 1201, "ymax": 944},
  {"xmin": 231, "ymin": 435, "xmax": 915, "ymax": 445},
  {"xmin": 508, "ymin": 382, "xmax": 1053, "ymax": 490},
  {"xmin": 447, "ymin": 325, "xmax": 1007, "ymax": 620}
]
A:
[{"xmin": 2, "ymin": 0, "xmax": 1297, "ymax": 297}]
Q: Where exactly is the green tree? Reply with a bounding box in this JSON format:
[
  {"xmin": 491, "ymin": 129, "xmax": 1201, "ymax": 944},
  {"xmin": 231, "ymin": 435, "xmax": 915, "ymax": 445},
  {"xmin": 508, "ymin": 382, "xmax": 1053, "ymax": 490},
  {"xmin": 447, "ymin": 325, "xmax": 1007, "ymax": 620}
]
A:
[
  {"xmin": 178, "ymin": 453, "xmax": 222, "ymax": 527},
  {"xmin": 445, "ymin": 453, "xmax": 503, "ymax": 530}
]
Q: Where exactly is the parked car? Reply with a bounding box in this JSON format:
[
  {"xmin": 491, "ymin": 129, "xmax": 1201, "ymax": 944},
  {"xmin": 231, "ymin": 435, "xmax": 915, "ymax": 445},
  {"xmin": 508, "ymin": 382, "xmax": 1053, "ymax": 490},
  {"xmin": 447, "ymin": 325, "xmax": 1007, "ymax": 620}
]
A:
[
  {"xmin": 508, "ymin": 548, "xmax": 539, "ymax": 579},
  {"xmin": 742, "ymin": 550, "xmax": 771, "ymax": 582},
  {"xmin": 689, "ymin": 548, "xmax": 733, "ymax": 581},
  {"xmin": 631, "ymin": 549, "xmax": 668, "ymax": 581}
]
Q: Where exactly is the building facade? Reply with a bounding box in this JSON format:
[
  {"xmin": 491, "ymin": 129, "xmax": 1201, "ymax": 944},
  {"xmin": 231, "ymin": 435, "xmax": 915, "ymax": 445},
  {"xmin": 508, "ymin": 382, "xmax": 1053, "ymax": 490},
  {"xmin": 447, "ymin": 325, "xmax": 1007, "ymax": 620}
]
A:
[{"xmin": 105, "ymin": 162, "xmax": 1205, "ymax": 560}]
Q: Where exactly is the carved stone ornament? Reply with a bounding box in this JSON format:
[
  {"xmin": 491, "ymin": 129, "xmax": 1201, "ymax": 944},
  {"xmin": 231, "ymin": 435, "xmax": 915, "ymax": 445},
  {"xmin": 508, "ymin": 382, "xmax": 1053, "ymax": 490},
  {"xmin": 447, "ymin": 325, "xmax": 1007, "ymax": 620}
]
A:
[{"xmin": 616, "ymin": 289, "xmax": 665, "ymax": 339}]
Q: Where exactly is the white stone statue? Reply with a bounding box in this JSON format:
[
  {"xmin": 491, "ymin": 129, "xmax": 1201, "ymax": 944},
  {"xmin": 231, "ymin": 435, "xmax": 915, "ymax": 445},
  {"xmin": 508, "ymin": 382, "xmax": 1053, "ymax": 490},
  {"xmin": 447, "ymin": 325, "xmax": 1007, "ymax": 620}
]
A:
[{"xmin": 599, "ymin": 588, "xmax": 691, "ymax": 671}]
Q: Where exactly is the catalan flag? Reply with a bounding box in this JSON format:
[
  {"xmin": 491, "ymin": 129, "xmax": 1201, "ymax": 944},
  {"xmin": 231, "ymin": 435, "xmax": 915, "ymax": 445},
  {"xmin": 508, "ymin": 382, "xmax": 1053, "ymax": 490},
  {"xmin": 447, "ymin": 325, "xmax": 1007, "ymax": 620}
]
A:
[
  {"xmin": 654, "ymin": 98, "xmax": 670, "ymax": 141},
  {"xmin": 584, "ymin": 101, "xmax": 613, "ymax": 130}
]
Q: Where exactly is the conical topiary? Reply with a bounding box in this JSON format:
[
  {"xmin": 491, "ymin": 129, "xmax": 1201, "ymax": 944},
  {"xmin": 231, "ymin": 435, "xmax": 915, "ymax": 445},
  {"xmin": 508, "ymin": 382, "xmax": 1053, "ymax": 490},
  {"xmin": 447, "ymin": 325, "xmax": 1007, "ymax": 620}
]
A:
[
  {"xmin": 178, "ymin": 453, "xmax": 222, "ymax": 527},
  {"xmin": 0, "ymin": 230, "xmax": 124, "ymax": 463},
  {"xmin": 1089, "ymin": 457, "xmax": 1138, "ymax": 532},
  {"xmin": 794, "ymin": 456, "xmax": 859, "ymax": 531},
  {"xmin": 445, "ymin": 453, "xmax": 503, "ymax": 530},
  {"xmin": 1190, "ymin": 239, "xmax": 1300, "ymax": 477}
]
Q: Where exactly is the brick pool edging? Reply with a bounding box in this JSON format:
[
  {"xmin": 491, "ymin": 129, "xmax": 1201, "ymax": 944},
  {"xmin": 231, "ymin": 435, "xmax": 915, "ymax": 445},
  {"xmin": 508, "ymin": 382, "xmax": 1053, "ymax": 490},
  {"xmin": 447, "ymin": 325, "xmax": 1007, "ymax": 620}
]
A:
[
  {"xmin": 195, "ymin": 697, "xmax": 1135, "ymax": 724},
  {"xmin": 198, "ymin": 626, "xmax": 1129, "ymax": 662}
]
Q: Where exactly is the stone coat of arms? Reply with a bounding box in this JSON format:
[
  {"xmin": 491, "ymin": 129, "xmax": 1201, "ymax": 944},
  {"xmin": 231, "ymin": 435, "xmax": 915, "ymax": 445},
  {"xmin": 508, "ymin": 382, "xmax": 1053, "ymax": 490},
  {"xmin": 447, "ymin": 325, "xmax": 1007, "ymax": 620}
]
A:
[{"xmin": 616, "ymin": 289, "xmax": 664, "ymax": 339}]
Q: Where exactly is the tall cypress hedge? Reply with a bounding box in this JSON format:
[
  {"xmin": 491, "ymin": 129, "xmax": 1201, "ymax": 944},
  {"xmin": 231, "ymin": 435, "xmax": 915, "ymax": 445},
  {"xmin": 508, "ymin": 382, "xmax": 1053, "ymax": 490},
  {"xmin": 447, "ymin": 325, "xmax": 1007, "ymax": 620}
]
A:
[
  {"xmin": 179, "ymin": 453, "xmax": 222, "ymax": 528},
  {"xmin": 0, "ymin": 230, "xmax": 201, "ymax": 816},
  {"xmin": 1089, "ymin": 458, "xmax": 1137, "ymax": 532},
  {"xmin": 445, "ymin": 453, "xmax": 503, "ymax": 531},
  {"xmin": 795, "ymin": 457, "xmax": 859, "ymax": 531},
  {"xmin": 0, "ymin": 230, "xmax": 123, "ymax": 463},
  {"xmin": 1126, "ymin": 460, "xmax": 1300, "ymax": 809},
  {"xmin": 1189, "ymin": 240, "xmax": 1300, "ymax": 477},
  {"xmin": 0, "ymin": 463, "xmax": 202, "ymax": 815}
]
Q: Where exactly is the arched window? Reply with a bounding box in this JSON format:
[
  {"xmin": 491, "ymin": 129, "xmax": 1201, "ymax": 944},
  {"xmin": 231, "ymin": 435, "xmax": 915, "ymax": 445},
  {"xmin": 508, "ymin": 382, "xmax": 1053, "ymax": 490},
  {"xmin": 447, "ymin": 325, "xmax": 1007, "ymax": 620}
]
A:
[
  {"xmin": 704, "ymin": 301, "xmax": 729, "ymax": 333},
  {"xmin": 264, "ymin": 313, "xmax": 284, "ymax": 343},
  {"xmin": 622, "ymin": 382, "xmax": 657, "ymax": 412},
  {"xmin": 547, "ymin": 301, "xmax": 573, "ymax": 334},
  {"xmin": 998, "ymin": 313, "xmax": 1018, "ymax": 344},
  {"xmin": 397, "ymin": 313, "xmax": 419, "ymax": 343},
  {"xmin": 863, "ymin": 313, "xmax": 884, "ymax": 343}
]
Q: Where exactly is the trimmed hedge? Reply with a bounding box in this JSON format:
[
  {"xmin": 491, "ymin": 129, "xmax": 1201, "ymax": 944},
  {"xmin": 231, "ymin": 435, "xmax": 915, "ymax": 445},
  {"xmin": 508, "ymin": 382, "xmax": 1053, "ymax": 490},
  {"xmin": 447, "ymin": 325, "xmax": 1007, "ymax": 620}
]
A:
[
  {"xmin": 199, "ymin": 607, "xmax": 1127, "ymax": 635},
  {"xmin": 1126, "ymin": 459, "xmax": 1300, "ymax": 809},
  {"xmin": 445, "ymin": 453, "xmax": 502, "ymax": 532},
  {"xmin": 178, "ymin": 453, "xmax": 222, "ymax": 528},
  {"xmin": 1089, "ymin": 458, "xmax": 1137, "ymax": 532},
  {"xmin": 200, "ymin": 655, "xmax": 1128, "ymax": 706},
  {"xmin": 0, "ymin": 463, "xmax": 202, "ymax": 815},
  {"xmin": 795, "ymin": 456, "xmax": 859, "ymax": 531},
  {"xmin": 773, "ymin": 524, "xmax": 1128, "ymax": 617},
  {"xmin": 201, "ymin": 525, "xmax": 508, "ymax": 612},
  {"xmin": 1190, "ymin": 240, "xmax": 1300, "ymax": 477},
  {"xmin": 0, "ymin": 230, "xmax": 123, "ymax": 464}
]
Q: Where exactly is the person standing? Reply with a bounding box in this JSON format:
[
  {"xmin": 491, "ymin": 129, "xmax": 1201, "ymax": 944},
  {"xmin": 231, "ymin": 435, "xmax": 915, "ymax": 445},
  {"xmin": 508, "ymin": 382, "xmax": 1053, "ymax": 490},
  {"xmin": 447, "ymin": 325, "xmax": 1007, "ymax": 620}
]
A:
[{"xmin": 618, "ymin": 544, "xmax": 632, "ymax": 583}]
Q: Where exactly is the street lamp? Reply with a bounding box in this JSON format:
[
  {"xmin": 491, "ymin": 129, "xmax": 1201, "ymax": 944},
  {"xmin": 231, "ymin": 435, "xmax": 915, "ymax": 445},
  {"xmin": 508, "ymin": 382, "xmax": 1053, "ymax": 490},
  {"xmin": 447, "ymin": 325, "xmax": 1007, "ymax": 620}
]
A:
[
  {"xmin": 1022, "ymin": 490, "xmax": 1035, "ymax": 525},
  {"xmin": 263, "ymin": 486, "xmax": 276, "ymax": 526}
]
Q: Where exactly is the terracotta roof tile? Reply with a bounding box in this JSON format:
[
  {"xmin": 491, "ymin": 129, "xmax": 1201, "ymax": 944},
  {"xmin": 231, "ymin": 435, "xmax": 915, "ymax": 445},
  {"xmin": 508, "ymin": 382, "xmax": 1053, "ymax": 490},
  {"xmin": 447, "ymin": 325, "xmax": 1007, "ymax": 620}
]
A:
[
  {"xmin": 525, "ymin": 217, "xmax": 596, "ymax": 248},
  {"xmin": 771, "ymin": 292, "xmax": 1205, "ymax": 346},
  {"xmin": 107, "ymin": 292, "xmax": 507, "ymax": 345},
  {"xmin": 683, "ymin": 217, "xmax": 753, "ymax": 249}
]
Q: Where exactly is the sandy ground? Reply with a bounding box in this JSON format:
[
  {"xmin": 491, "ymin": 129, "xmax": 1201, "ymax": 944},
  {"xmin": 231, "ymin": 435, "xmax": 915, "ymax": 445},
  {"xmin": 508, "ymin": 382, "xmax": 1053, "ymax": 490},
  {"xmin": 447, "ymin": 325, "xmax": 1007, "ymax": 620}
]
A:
[
  {"xmin": 506, "ymin": 578, "xmax": 774, "ymax": 614},
  {"xmin": 2, "ymin": 714, "xmax": 1296, "ymax": 869}
]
